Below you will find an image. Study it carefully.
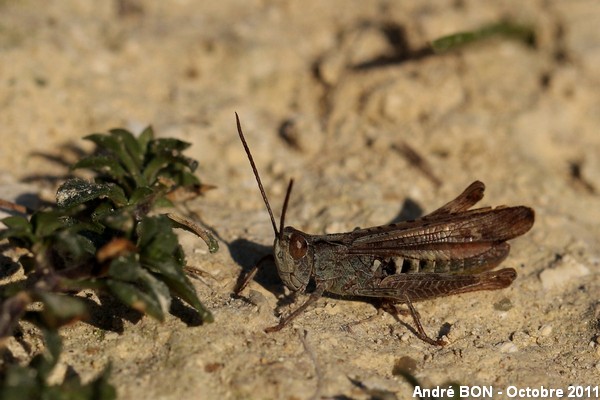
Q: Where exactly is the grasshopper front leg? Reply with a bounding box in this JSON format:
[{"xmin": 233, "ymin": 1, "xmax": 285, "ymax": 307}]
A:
[
  {"xmin": 234, "ymin": 254, "xmax": 274, "ymax": 295},
  {"xmin": 265, "ymin": 284, "xmax": 327, "ymax": 333}
]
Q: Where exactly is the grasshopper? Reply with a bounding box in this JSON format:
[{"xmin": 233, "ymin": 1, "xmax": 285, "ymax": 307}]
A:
[{"xmin": 234, "ymin": 113, "xmax": 534, "ymax": 345}]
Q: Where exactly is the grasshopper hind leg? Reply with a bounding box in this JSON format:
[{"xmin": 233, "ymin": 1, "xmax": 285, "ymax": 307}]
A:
[
  {"xmin": 350, "ymin": 268, "xmax": 517, "ymax": 345},
  {"xmin": 402, "ymin": 296, "xmax": 447, "ymax": 346}
]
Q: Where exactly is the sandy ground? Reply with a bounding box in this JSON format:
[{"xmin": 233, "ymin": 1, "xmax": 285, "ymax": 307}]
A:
[{"xmin": 1, "ymin": 1, "xmax": 600, "ymax": 399}]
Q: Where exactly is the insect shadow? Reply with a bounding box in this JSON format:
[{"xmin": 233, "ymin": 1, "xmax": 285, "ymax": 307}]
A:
[{"xmin": 229, "ymin": 238, "xmax": 286, "ymax": 297}]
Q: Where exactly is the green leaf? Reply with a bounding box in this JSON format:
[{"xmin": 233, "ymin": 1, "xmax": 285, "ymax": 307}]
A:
[
  {"xmin": 84, "ymin": 133, "xmax": 123, "ymax": 157},
  {"xmin": 98, "ymin": 207, "xmax": 135, "ymax": 233},
  {"xmin": 144, "ymin": 255, "xmax": 213, "ymax": 322},
  {"xmin": 110, "ymin": 128, "xmax": 144, "ymax": 171},
  {"xmin": 0, "ymin": 331, "xmax": 116, "ymax": 400},
  {"xmin": 175, "ymin": 170, "xmax": 201, "ymax": 187},
  {"xmin": 137, "ymin": 216, "xmax": 212, "ymax": 321},
  {"xmin": 29, "ymin": 327, "xmax": 62, "ymax": 385},
  {"xmin": 1, "ymin": 215, "xmax": 31, "ymax": 230},
  {"xmin": 431, "ymin": 21, "xmax": 535, "ymax": 53},
  {"xmin": 0, "ymin": 215, "xmax": 34, "ymax": 245},
  {"xmin": 34, "ymin": 292, "xmax": 88, "ymax": 329},
  {"xmin": 158, "ymin": 167, "xmax": 201, "ymax": 188},
  {"xmin": 141, "ymin": 155, "xmax": 170, "ymax": 184},
  {"xmin": 0, "ymin": 291, "xmax": 31, "ymax": 345},
  {"xmin": 72, "ymin": 156, "xmax": 128, "ymax": 183},
  {"xmin": 137, "ymin": 126, "xmax": 154, "ymax": 151},
  {"xmin": 91, "ymin": 201, "xmax": 116, "ymax": 222},
  {"xmin": 142, "ymin": 138, "xmax": 198, "ymax": 185},
  {"xmin": 143, "ymin": 155, "xmax": 199, "ymax": 184},
  {"xmin": 56, "ymin": 179, "xmax": 112, "ymax": 209},
  {"xmin": 58, "ymin": 363, "xmax": 116, "ymax": 400},
  {"xmin": 105, "ymin": 184, "xmax": 128, "ymax": 207},
  {"xmin": 149, "ymin": 138, "xmax": 191, "ymax": 153},
  {"xmin": 0, "ymin": 363, "xmax": 40, "ymax": 400},
  {"xmin": 59, "ymin": 278, "xmax": 107, "ymax": 292},
  {"xmin": 154, "ymin": 197, "xmax": 174, "ymax": 208},
  {"xmin": 39, "ymin": 329, "xmax": 62, "ymax": 378},
  {"xmin": 108, "ymin": 255, "xmax": 172, "ymax": 319},
  {"xmin": 105, "ymin": 280, "xmax": 165, "ymax": 321},
  {"xmin": 136, "ymin": 215, "xmax": 178, "ymax": 254},
  {"xmin": 85, "ymin": 133, "xmax": 146, "ymax": 187},
  {"xmin": 30, "ymin": 210, "xmax": 68, "ymax": 238},
  {"xmin": 87, "ymin": 364, "xmax": 117, "ymax": 400},
  {"xmin": 52, "ymin": 229, "xmax": 97, "ymax": 267},
  {"xmin": 0, "ymin": 281, "xmax": 27, "ymax": 298},
  {"xmin": 128, "ymin": 186, "xmax": 155, "ymax": 206},
  {"xmin": 106, "ymin": 253, "xmax": 143, "ymax": 281}
]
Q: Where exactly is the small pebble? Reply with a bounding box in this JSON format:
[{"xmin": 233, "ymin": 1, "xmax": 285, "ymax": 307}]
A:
[
  {"xmin": 498, "ymin": 341, "xmax": 519, "ymax": 353},
  {"xmin": 510, "ymin": 331, "xmax": 531, "ymax": 347},
  {"xmin": 323, "ymin": 302, "xmax": 339, "ymax": 315},
  {"xmin": 539, "ymin": 255, "xmax": 589, "ymax": 290},
  {"xmin": 538, "ymin": 324, "xmax": 553, "ymax": 337},
  {"xmin": 247, "ymin": 289, "xmax": 268, "ymax": 309}
]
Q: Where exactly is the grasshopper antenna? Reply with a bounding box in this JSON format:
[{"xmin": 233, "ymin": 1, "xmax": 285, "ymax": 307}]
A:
[
  {"xmin": 279, "ymin": 178, "xmax": 294, "ymax": 235},
  {"xmin": 236, "ymin": 113, "xmax": 280, "ymax": 237}
]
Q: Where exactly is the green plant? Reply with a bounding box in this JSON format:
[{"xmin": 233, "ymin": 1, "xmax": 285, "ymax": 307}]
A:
[
  {"xmin": 431, "ymin": 21, "xmax": 535, "ymax": 53},
  {"xmin": 0, "ymin": 330, "xmax": 115, "ymax": 400},
  {"xmin": 0, "ymin": 127, "xmax": 218, "ymax": 394}
]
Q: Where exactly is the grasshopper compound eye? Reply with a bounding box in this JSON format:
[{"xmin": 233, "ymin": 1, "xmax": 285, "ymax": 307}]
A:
[{"xmin": 289, "ymin": 232, "xmax": 308, "ymax": 260}]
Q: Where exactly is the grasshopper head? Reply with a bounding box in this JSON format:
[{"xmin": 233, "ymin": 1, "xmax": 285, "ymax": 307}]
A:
[{"xmin": 273, "ymin": 227, "xmax": 313, "ymax": 292}]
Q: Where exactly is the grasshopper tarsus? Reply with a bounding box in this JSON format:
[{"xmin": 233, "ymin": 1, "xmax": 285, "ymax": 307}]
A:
[
  {"xmin": 264, "ymin": 324, "xmax": 284, "ymax": 333},
  {"xmin": 426, "ymin": 337, "xmax": 447, "ymax": 346}
]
